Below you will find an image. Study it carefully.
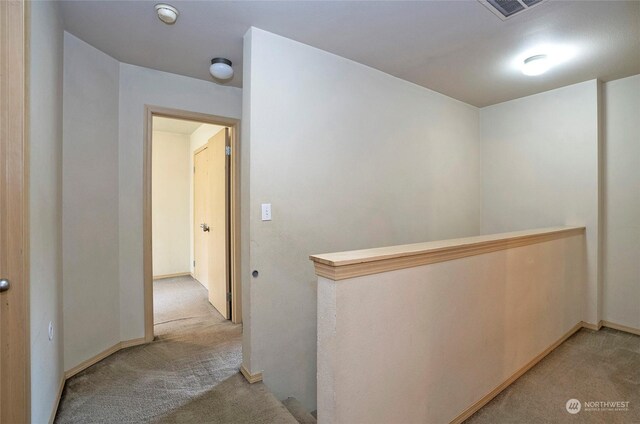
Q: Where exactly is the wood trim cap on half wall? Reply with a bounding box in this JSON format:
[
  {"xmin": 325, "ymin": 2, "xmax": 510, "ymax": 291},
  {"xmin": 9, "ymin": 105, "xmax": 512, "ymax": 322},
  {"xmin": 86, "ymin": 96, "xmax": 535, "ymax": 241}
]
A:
[{"xmin": 309, "ymin": 226, "xmax": 586, "ymax": 281}]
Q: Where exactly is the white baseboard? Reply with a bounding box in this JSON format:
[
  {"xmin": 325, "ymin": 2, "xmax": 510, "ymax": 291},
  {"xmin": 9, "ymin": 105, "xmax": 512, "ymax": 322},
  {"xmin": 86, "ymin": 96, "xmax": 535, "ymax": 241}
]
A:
[
  {"xmin": 52, "ymin": 338, "xmax": 148, "ymax": 421},
  {"xmin": 580, "ymin": 319, "xmax": 640, "ymax": 336},
  {"xmin": 581, "ymin": 320, "xmax": 602, "ymax": 331},
  {"xmin": 451, "ymin": 319, "xmax": 639, "ymax": 423},
  {"xmin": 452, "ymin": 322, "xmax": 584, "ymax": 423},
  {"xmin": 601, "ymin": 320, "xmax": 640, "ymax": 336},
  {"xmin": 64, "ymin": 337, "xmax": 147, "ymax": 379},
  {"xmin": 49, "ymin": 377, "xmax": 65, "ymax": 424},
  {"xmin": 51, "ymin": 319, "xmax": 639, "ymax": 423},
  {"xmin": 153, "ymin": 272, "xmax": 191, "ymax": 280}
]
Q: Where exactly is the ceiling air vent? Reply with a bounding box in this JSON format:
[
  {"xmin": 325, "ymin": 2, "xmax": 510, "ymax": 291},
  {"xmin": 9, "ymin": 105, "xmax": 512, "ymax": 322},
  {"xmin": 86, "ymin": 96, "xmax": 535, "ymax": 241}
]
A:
[{"xmin": 479, "ymin": 0, "xmax": 547, "ymax": 20}]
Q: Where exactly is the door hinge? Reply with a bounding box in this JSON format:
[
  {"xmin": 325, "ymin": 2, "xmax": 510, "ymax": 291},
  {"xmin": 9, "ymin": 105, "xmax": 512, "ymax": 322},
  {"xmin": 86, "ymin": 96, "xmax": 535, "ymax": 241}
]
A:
[
  {"xmin": 193, "ymin": 260, "xmax": 196, "ymax": 267},
  {"xmin": 193, "ymin": 166, "xmax": 196, "ymax": 173},
  {"xmin": 226, "ymin": 292, "xmax": 232, "ymax": 301},
  {"xmin": 225, "ymin": 146, "xmax": 231, "ymax": 156}
]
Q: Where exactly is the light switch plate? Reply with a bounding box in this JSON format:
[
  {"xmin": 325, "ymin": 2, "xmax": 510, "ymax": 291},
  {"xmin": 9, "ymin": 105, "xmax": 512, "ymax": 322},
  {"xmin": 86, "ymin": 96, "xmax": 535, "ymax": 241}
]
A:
[{"xmin": 261, "ymin": 203, "xmax": 272, "ymax": 221}]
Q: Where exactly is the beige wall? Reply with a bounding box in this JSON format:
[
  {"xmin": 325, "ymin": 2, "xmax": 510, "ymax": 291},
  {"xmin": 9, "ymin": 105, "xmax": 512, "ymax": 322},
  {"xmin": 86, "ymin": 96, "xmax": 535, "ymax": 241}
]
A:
[
  {"xmin": 480, "ymin": 80, "xmax": 601, "ymax": 325},
  {"xmin": 602, "ymin": 74, "xmax": 640, "ymax": 330},
  {"xmin": 152, "ymin": 130, "xmax": 191, "ymax": 277},
  {"xmin": 62, "ymin": 32, "xmax": 121, "ymax": 371},
  {"xmin": 118, "ymin": 63, "xmax": 242, "ymax": 342},
  {"xmin": 30, "ymin": 2, "xmax": 64, "ymax": 422},
  {"xmin": 243, "ymin": 27, "xmax": 482, "ymax": 410},
  {"xmin": 56, "ymin": 27, "xmax": 638, "ymax": 420},
  {"xmin": 189, "ymin": 124, "xmax": 225, "ymax": 277},
  {"xmin": 61, "ymin": 34, "xmax": 242, "ymax": 373},
  {"xmin": 317, "ymin": 233, "xmax": 586, "ymax": 423}
]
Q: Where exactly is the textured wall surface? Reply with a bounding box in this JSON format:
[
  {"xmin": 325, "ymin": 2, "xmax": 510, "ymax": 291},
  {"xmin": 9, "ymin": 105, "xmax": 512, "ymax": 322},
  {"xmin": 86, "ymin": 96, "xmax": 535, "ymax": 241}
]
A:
[
  {"xmin": 243, "ymin": 27, "xmax": 481, "ymax": 410},
  {"xmin": 481, "ymin": 80, "xmax": 600, "ymax": 324},
  {"xmin": 318, "ymin": 233, "xmax": 586, "ymax": 423},
  {"xmin": 602, "ymin": 75, "xmax": 640, "ymax": 329},
  {"xmin": 63, "ymin": 32, "xmax": 121, "ymax": 371},
  {"xmin": 30, "ymin": 2, "xmax": 65, "ymax": 422}
]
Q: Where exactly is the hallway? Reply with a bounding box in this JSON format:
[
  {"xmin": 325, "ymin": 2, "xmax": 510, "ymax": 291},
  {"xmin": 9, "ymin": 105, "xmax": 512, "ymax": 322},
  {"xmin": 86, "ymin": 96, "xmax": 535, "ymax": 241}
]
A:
[{"xmin": 55, "ymin": 276, "xmax": 297, "ymax": 423}]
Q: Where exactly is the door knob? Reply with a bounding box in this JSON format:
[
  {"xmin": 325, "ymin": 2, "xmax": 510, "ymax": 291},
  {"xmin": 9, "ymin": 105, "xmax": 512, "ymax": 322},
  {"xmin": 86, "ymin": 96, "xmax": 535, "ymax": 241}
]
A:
[
  {"xmin": 0, "ymin": 279, "xmax": 9, "ymax": 293},
  {"xmin": 200, "ymin": 223, "xmax": 210, "ymax": 232}
]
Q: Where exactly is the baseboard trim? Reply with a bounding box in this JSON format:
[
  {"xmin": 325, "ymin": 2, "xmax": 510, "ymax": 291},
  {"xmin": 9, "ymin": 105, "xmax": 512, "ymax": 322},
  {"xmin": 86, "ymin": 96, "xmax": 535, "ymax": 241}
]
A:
[
  {"xmin": 64, "ymin": 337, "xmax": 147, "ymax": 379},
  {"xmin": 153, "ymin": 272, "xmax": 191, "ymax": 280},
  {"xmin": 602, "ymin": 320, "xmax": 640, "ymax": 336},
  {"xmin": 581, "ymin": 320, "xmax": 603, "ymax": 331},
  {"xmin": 48, "ymin": 377, "xmax": 65, "ymax": 424},
  {"xmin": 240, "ymin": 364, "xmax": 263, "ymax": 384},
  {"xmin": 451, "ymin": 322, "xmax": 584, "ymax": 424}
]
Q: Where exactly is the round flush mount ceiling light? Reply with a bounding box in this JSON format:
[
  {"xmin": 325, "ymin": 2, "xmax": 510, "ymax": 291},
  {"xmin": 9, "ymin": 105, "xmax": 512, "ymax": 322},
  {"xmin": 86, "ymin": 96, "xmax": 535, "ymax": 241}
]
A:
[
  {"xmin": 522, "ymin": 54, "xmax": 550, "ymax": 76},
  {"xmin": 515, "ymin": 44, "xmax": 577, "ymax": 77},
  {"xmin": 155, "ymin": 4, "xmax": 179, "ymax": 24},
  {"xmin": 209, "ymin": 58, "xmax": 234, "ymax": 80}
]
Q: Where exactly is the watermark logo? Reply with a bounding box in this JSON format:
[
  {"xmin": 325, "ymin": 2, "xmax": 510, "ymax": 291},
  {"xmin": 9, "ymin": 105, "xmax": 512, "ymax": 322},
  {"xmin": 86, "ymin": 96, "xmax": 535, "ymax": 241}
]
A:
[
  {"xmin": 565, "ymin": 398, "xmax": 630, "ymax": 414},
  {"xmin": 584, "ymin": 400, "xmax": 630, "ymax": 412},
  {"xmin": 566, "ymin": 399, "xmax": 582, "ymax": 414}
]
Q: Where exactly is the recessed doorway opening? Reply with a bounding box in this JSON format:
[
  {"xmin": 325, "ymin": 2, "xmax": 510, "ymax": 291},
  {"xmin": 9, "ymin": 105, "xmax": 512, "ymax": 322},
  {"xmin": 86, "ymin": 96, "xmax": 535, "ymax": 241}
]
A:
[{"xmin": 143, "ymin": 106, "xmax": 241, "ymax": 342}]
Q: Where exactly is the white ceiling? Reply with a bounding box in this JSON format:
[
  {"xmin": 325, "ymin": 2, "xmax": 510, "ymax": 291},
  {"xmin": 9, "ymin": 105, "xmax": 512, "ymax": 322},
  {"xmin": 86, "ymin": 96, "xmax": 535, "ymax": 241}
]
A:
[
  {"xmin": 153, "ymin": 117, "xmax": 225, "ymax": 136},
  {"xmin": 60, "ymin": 0, "xmax": 640, "ymax": 107}
]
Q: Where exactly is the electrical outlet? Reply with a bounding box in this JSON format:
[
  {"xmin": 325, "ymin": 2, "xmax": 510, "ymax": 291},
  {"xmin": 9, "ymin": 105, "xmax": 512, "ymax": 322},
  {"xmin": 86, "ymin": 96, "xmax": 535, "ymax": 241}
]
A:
[{"xmin": 48, "ymin": 321, "xmax": 54, "ymax": 341}]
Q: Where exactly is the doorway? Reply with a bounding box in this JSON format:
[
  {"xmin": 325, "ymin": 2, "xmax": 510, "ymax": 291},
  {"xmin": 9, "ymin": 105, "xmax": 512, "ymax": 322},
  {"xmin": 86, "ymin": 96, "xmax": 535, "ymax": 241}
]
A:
[{"xmin": 144, "ymin": 106, "xmax": 241, "ymax": 343}]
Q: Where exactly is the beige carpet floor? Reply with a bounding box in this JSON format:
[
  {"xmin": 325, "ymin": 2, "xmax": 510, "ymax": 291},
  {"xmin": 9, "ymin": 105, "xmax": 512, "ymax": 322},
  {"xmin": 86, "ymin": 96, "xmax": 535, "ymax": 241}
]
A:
[
  {"xmin": 55, "ymin": 276, "xmax": 297, "ymax": 424},
  {"xmin": 52, "ymin": 277, "xmax": 640, "ymax": 423},
  {"xmin": 465, "ymin": 327, "xmax": 640, "ymax": 424}
]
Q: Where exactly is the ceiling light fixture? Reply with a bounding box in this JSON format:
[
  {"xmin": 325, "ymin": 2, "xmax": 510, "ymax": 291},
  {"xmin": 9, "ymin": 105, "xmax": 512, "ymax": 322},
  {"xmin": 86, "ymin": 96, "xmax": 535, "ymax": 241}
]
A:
[
  {"xmin": 209, "ymin": 58, "xmax": 234, "ymax": 80},
  {"xmin": 522, "ymin": 54, "xmax": 550, "ymax": 76},
  {"xmin": 155, "ymin": 4, "xmax": 179, "ymax": 24},
  {"xmin": 515, "ymin": 44, "xmax": 577, "ymax": 77}
]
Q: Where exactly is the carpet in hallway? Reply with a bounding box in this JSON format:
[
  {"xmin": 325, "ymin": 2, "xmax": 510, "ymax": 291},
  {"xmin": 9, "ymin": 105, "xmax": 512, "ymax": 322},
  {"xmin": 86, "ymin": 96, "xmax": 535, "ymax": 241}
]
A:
[
  {"xmin": 55, "ymin": 276, "xmax": 297, "ymax": 424},
  {"xmin": 465, "ymin": 327, "xmax": 640, "ymax": 424}
]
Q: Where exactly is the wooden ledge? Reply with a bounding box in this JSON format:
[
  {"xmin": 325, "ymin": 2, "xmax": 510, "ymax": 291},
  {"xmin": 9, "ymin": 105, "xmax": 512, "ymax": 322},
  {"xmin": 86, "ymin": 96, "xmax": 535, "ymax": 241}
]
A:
[{"xmin": 309, "ymin": 226, "xmax": 585, "ymax": 281}]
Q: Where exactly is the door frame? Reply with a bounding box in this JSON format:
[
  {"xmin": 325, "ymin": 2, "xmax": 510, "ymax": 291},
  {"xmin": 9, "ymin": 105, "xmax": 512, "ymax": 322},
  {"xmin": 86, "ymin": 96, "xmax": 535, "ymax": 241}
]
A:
[
  {"xmin": 0, "ymin": 0, "xmax": 30, "ymax": 421},
  {"xmin": 143, "ymin": 105, "xmax": 242, "ymax": 343}
]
